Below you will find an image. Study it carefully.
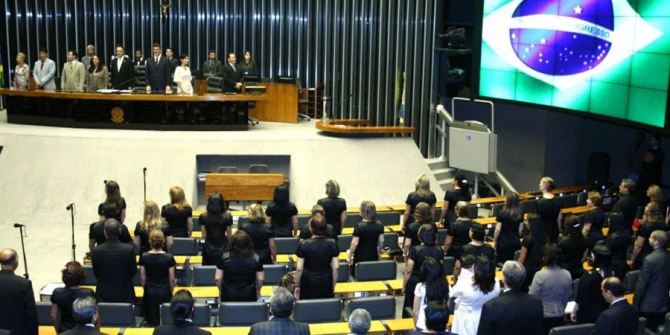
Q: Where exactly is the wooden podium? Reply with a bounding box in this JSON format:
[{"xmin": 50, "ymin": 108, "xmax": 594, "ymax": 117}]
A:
[{"xmin": 204, "ymin": 173, "xmax": 286, "ymax": 201}]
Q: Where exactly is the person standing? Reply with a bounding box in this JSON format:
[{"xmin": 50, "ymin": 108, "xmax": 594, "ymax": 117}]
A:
[
  {"xmin": 174, "ymin": 54, "xmax": 193, "ymax": 94},
  {"xmin": 86, "ymin": 54, "xmax": 109, "ymax": 92},
  {"xmin": 0, "ymin": 249, "xmax": 38, "ymax": 335},
  {"xmin": 570, "ymin": 244, "xmax": 611, "ymax": 324},
  {"xmin": 612, "ymin": 179, "xmax": 638, "ymax": 234},
  {"xmin": 61, "ymin": 50, "xmax": 86, "ymax": 91},
  {"xmin": 529, "ymin": 244, "xmax": 572, "ymax": 334},
  {"xmin": 50, "ymin": 261, "xmax": 96, "ymax": 333},
  {"xmin": 403, "ymin": 225, "xmax": 444, "ymax": 317},
  {"xmin": 33, "ymin": 47, "xmax": 56, "ymax": 89},
  {"xmin": 450, "ymin": 257, "xmax": 500, "ymax": 335},
  {"xmin": 81, "ymin": 45, "xmax": 95, "ymax": 69},
  {"xmin": 630, "ymin": 202, "xmax": 666, "ymax": 270},
  {"xmin": 239, "ymin": 51, "xmax": 257, "ymax": 76},
  {"xmin": 199, "ymin": 193, "xmax": 233, "ymax": 266},
  {"xmin": 582, "ymin": 192, "xmax": 606, "ymax": 251},
  {"xmin": 162, "ymin": 186, "xmax": 194, "ymax": 238},
  {"xmin": 348, "ymin": 201, "xmax": 385, "ymax": 278},
  {"xmin": 202, "ymin": 50, "xmax": 222, "ymax": 78},
  {"xmin": 535, "ymin": 177, "xmax": 562, "ymax": 243},
  {"xmin": 220, "ymin": 52, "xmax": 243, "ymax": 92},
  {"xmin": 110, "ymin": 45, "xmax": 135, "ymax": 89},
  {"xmin": 215, "ymin": 231, "xmax": 265, "ymax": 302},
  {"xmin": 266, "ymin": 185, "xmax": 299, "ymax": 237},
  {"xmin": 165, "ymin": 47, "xmax": 179, "ymax": 76},
  {"xmin": 139, "ymin": 230, "xmax": 176, "ymax": 326},
  {"xmin": 13, "ymin": 52, "xmax": 30, "ymax": 89},
  {"xmin": 591, "ymin": 277, "xmax": 639, "ymax": 335},
  {"xmin": 439, "ymin": 173, "xmax": 471, "ymax": 227},
  {"xmin": 145, "ymin": 43, "xmax": 173, "ymax": 93},
  {"xmin": 294, "ymin": 214, "xmax": 339, "ymax": 300},
  {"xmin": 134, "ymin": 49, "xmax": 146, "ymax": 66},
  {"xmin": 402, "ymin": 174, "xmax": 437, "ymax": 230},
  {"xmin": 494, "ymin": 192, "xmax": 523, "ymax": 264},
  {"xmin": 92, "ymin": 219, "xmax": 137, "ymax": 303},
  {"xmin": 317, "ymin": 180, "xmax": 347, "ymax": 236},
  {"xmin": 476, "ymin": 261, "xmax": 544, "ymax": 335},
  {"xmin": 633, "ymin": 230, "xmax": 670, "ymax": 333}
]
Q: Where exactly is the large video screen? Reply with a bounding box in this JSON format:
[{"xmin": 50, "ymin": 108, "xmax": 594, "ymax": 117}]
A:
[{"xmin": 479, "ymin": 0, "xmax": 670, "ymax": 128}]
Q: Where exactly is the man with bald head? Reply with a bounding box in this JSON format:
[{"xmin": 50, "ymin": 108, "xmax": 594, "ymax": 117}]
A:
[
  {"xmin": 0, "ymin": 248, "xmax": 38, "ymax": 335},
  {"xmin": 633, "ymin": 230, "xmax": 670, "ymax": 332},
  {"xmin": 592, "ymin": 277, "xmax": 638, "ymax": 335},
  {"xmin": 91, "ymin": 219, "xmax": 137, "ymax": 302}
]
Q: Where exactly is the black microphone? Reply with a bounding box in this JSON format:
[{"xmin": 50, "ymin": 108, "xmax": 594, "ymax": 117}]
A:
[
  {"xmin": 103, "ymin": 180, "xmax": 108, "ymax": 184},
  {"xmin": 14, "ymin": 223, "xmax": 24, "ymax": 228},
  {"xmin": 143, "ymin": 167, "xmax": 147, "ymax": 172},
  {"xmin": 66, "ymin": 203, "xmax": 74, "ymax": 210}
]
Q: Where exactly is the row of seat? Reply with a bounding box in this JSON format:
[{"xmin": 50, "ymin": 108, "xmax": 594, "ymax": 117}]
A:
[{"xmin": 36, "ymin": 295, "xmax": 397, "ymax": 327}]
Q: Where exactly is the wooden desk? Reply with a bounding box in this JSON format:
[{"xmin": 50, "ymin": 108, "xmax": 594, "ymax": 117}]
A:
[
  {"xmin": 174, "ymin": 286, "xmax": 219, "ymax": 299},
  {"xmin": 248, "ymin": 82, "xmax": 298, "ymax": 123},
  {"xmin": 203, "ymin": 327, "xmax": 251, "ymax": 335},
  {"xmin": 261, "ymin": 281, "xmax": 388, "ymax": 297},
  {"xmin": 341, "ymin": 226, "xmax": 392, "ymax": 235},
  {"xmin": 311, "ymin": 321, "xmax": 387, "ymax": 334},
  {"xmin": 205, "ymin": 173, "xmax": 285, "ymax": 202},
  {"xmin": 39, "ymin": 326, "xmax": 120, "ymax": 335},
  {"xmin": 82, "ymin": 286, "xmax": 144, "ymax": 297},
  {"xmin": 0, "ymin": 88, "xmax": 269, "ymax": 102},
  {"xmin": 385, "ymin": 316, "xmax": 454, "ymax": 331},
  {"xmin": 316, "ymin": 119, "xmax": 415, "ymax": 135},
  {"xmin": 562, "ymin": 206, "xmax": 590, "ymax": 215}
]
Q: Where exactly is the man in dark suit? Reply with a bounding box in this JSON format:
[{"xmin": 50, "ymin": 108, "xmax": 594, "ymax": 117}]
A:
[
  {"xmin": 612, "ymin": 178, "xmax": 638, "ymax": 234},
  {"xmin": 60, "ymin": 296, "xmax": 105, "ymax": 335},
  {"xmin": 633, "ymin": 230, "xmax": 670, "ymax": 332},
  {"xmin": 477, "ymin": 261, "xmax": 543, "ymax": 335},
  {"xmin": 202, "ymin": 50, "xmax": 222, "ymax": 78},
  {"xmin": 0, "ymin": 249, "xmax": 38, "ymax": 335},
  {"xmin": 110, "ymin": 45, "xmax": 135, "ymax": 90},
  {"xmin": 133, "ymin": 49, "xmax": 146, "ymax": 66},
  {"xmin": 649, "ymin": 135, "xmax": 665, "ymax": 183},
  {"xmin": 249, "ymin": 287, "xmax": 310, "ymax": 335},
  {"xmin": 220, "ymin": 52, "xmax": 243, "ymax": 93},
  {"xmin": 592, "ymin": 277, "xmax": 639, "ymax": 335},
  {"xmin": 165, "ymin": 47, "xmax": 179, "ymax": 75},
  {"xmin": 153, "ymin": 290, "xmax": 211, "ymax": 335},
  {"xmin": 92, "ymin": 219, "xmax": 137, "ymax": 303},
  {"xmin": 88, "ymin": 203, "xmax": 132, "ymax": 253},
  {"xmin": 145, "ymin": 43, "xmax": 173, "ymax": 94}
]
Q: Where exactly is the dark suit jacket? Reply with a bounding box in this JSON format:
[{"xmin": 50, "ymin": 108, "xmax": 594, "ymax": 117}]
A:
[
  {"xmin": 249, "ymin": 317, "xmax": 311, "ymax": 335},
  {"xmin": 633, "ymin": 248, "xmax": 670, "ymax": 313},
  {"xmin": 612, "ymin": 194, "xmax": 637, "ymax": 234},
  {"xmin": 166, "ymin": 57, "xmax": 179, "ymax": 75},
  {"xmin": 134, "ymin": 58, "xmax": 146, "ymax": 66},
  {"xmin": 92, "ymin": 239, "xmax": 137, "ymax": 303},
  {"xmin": 152, "ymin": 322, "xmax": 212, "ymax": 335},
  {"xmin": 220, "ymin": 62, "xmax": 242, "ymax": 93},
  {"xmin": 110, "ymin": 56, "xmax": 135, "ymax": 89},
  {"xmin": 0, "ymin": 270, "xmax": 38, "ymax": 335},
  {"xmin": 60, "ymin": 325, "xmax": 106, "ymax": 335},
  {"xmin": 145, "ymin": 56, "xmax": 173, "ymax": 91},
  {"xmin": 202, "ymin": 60, "xmax": 222, "ymax": 77},
  {"xmin": 591, "ymin": 299, "xmax": 639, "ymax": 335},
  {"xmin": 477, "ymin": 289, "xmax": 543, "ymax": 335}
]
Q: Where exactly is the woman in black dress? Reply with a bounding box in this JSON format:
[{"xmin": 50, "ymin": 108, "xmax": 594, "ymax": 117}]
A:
[
  {"xmin": 571, "ymin": 244, "xmax": 611, "ymax": 324},
  {"xmin": 494, "ymin": 192, "xmax": 523, "ymax": 263},
  {"xmin": 558, "ymin": 215, "xmax": 588, "ymax": 279},
  {"xmin": 139, "ymin": 230, "xmax": 176, "ymax": 326},
  {"xmin": 215, "ymin": 231, "xmax": 265, "ymax": 302},
  {"xmin": 199, "ymin": 193, "xmax": 233, "ymax": 265},
  {"xmin": 403, "ymin": 174, "xmax": 437, "ymax": 231},
  {"xmin": 607, "ymin": 213, "xmax": 632, "ymax": 279},
  {"xmin": 443, "ymin": 201, "xmax": 472, "ymax": 260},
  {"xmin": 518, "ymin": 213, "xmax": 548, "ymax": 291},
  {"xmin": 98, "ymin": 180, "xmax": 126, "ymax": 223},
  {"xmin": 582, "ymin": 192, "xmax": 606, "ymax": 251},
  {"xmin": 162, "ymin": 186, "xmax": 193, "ymax": 237},
  {"xmin": 348, "ymin": 201, "xmax": 385, "ymax": 278},
  {"xmin": 266, "ymin": 185, "xmax": 299, "ymax": 237},
  {"xmin": 404, "ymin": 202, "xmax": 435, "ymax": 256},
  {"xmin": 403, "ymin": 224, "xmax": 444, "ymax": 317},
  {"xmin": 299, "ymin": 205, "xmax": 338, "ymax": 240},
  {"xmin": 294, "ymin": 213, "xmax": 340, "ymax": 300},
  {"xmin": 647, "ymin": 185, "xmax": 667, "ymax": 222},
  {"xmin": 630, "ymin": 202, "xmax": 667, "ymax": 269},
  {"xmin": 50, "ymin": 261, "xmax": 97, "ymax": 333},
  {"xmin": 439, "ymin": 173, "xmax": 471, "ymax": 227},
  {"xmin": 535, "ymin": 177, "xmax": 562, "ymax": 243},
  {"xmin": 239, "ymin": 203, "xmax": 277, "ymax": 265},
  {"xmin": 134, "ymin": 200, "xmax": 172, "ymax": 254},
  {"xmin": 317, "ymin": 179, "xmax": 347, "ymax": 235}
]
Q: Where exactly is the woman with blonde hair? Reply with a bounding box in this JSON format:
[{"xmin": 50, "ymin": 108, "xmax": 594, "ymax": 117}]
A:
[
  {"xmin": 239, "ymin": 203, "xmax": 276, "ymax": 265},
  {"xmin": 98, "ymin": 180, "xmax": 126, "ymax": 223},
  {"xmin": 403, "ymin": 174, "xmax": 437, "ymax": 231},
  {"xmin": 13, "ymin": 52, "xmax": 30, "ymax": 89},
  {"xmin": 134, "ymin": 200, "xmax": 172, "ymax": 253},
  {"xmin": 162, "ymin": 186, "xmax": 193, "ymax": 237},
  {"xmin": 317, "ymin": 179, "xmax": 347, "ymax": 235},
  {"xmin": 348, "ymin": 201, "xmax": 385, "ymax": 278},
  {"xmin": 646, "ymin": 185, "xmax": 667, "ymax": 221},
  {"xmin": 582, "ymin": 192, "xmax": 606, "ymax": 250},
  {"xmin": 535, "ymin": 176, "xmax": 562, "ymax": 243},
  {"xmin": 300, "ymin": 205, "xmax": 338, "ymax": 240},
  {"xmin": 139, "ymin": 229, "xmax": 176, "ymax": 326},
  {"xmin": 404, "ymin": 202, "xmax": 435, "ymax": 256}
]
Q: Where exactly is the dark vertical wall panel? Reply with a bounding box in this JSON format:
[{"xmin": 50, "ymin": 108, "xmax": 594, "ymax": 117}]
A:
[{"xmin": 1, "ymin": 0, "xmax": 440, "ymax": 153}]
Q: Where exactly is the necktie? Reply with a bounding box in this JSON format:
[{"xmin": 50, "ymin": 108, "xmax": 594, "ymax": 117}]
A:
[
  {"xmin": 155, "ymin": 57, "xmax": 158, "ymax": 64},
  {"xmin": 41, "ymin": 60, "xmax": 44, "ymax": 70},
  {"xmin": 209, "ymin": 60, "xmax": 213, "ymax": 71}
]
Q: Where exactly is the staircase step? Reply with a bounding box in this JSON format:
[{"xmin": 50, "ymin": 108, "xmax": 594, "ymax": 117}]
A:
[
  {"xmin": 426, "ymin": 157, "xmax": 449, "ymax": 170},
  {"xmin": 433, "ymin": 168, "xmax": 456, "ymax": 181}
]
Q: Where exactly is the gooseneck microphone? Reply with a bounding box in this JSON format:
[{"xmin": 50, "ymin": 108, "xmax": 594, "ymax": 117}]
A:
[
  {"xmin": 14, "ymin": 223, "xmax": 29, "ymax": 279},
  {"xmin": 13, "ymin": 223, "xmax": 24, "ymax": 228},
  {"xmin": 66, "ymin": 203, "xmax": 74, "ymax": 210}
]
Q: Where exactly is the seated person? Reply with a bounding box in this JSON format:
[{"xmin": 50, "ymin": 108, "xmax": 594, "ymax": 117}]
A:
[
  {"xmin": 89, "ymin": 203, "xmax": 131, "ymax": 253},
  {"xmin": 348, "ymin": 309, "xmax": 372, "ymax": 335},
  {"xmin": 152, "ymin": 290, "xmax": 212, "ymax": 335},
  {"xmin": 249, "ymin": 287, "xmax": 310, "ymax": 335},
  {"xmin": 60, "ymin": 296, "xmax": 103, "ymax": 335}
]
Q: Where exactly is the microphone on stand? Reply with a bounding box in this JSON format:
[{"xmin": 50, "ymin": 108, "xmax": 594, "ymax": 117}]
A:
[
  {"xmin": 14, "ymin": 223, "xmax": 29, "ymax": 279},
  {"xmin": 66, "ymin": 203, "xmax": 74, "ymax": 210},
  {"xmin": 143, "ymin": 167, "xmax": 148, "ymax": 202}
]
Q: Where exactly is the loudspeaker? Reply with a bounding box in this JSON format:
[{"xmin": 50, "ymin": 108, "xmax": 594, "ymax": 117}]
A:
[{"xmin": 587, "ymin": 152, "xmax": 610, "ymax": 185}]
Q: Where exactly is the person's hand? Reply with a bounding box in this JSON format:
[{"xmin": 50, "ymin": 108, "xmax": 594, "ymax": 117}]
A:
[
  {"xmin": 165, "ymin": 85, "xmax": 172, "ymax": 93},
  {"xmin": 570, "ymin": 311, "xmax": 577, "ymax": 322},
  {"xmin": 401, "ymin": 286, "xmax": 406, "ymax": 295},
  {"xmin": 627, "ymin": 259, "xmax": 633, "ymax": 267},
  {"xmin": 293, "ymin": 287, "xmax": 300, "ymax": 301},
  {"xmin": 235, "ymin": 82, "xmax": 243, "ymax": 89},
  {"xmin": 146, "ymin": 86, "xmax": 151, "ymax": 94}
]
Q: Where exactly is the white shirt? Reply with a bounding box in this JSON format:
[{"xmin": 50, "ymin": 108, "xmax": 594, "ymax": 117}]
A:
[{"xmin": 117, "ymin": 57, "xmax": 124, "ymax": 72}]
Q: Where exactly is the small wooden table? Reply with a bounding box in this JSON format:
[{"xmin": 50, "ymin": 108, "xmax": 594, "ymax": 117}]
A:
[{"xmin": 205, "ymin": 173, "xmax": 286, "ymax": 202}]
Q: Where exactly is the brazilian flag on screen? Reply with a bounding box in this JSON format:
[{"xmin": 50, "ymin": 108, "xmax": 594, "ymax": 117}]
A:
[{"xmin": 0, "ymin": 47, "xmax": 4, "ymax": 87}]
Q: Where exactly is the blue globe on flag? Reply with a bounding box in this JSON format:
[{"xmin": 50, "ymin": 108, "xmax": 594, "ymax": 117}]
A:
[{"xmin": 509, "ymin": 0, "xmax": 615, "ymax": 76}]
